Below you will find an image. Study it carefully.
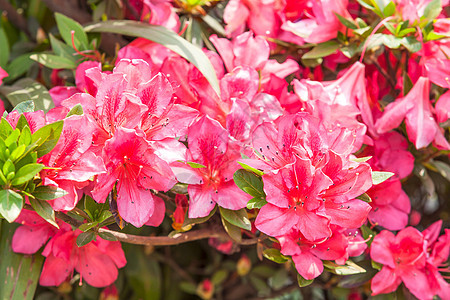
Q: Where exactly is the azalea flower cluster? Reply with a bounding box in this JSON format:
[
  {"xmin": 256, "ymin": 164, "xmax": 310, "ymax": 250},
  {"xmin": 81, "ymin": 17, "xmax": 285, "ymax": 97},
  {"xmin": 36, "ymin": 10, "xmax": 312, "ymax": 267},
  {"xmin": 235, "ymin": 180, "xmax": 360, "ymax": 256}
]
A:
[{"xmin": 0, "ymin": 0, "xmax": 449, "ymax": 297}]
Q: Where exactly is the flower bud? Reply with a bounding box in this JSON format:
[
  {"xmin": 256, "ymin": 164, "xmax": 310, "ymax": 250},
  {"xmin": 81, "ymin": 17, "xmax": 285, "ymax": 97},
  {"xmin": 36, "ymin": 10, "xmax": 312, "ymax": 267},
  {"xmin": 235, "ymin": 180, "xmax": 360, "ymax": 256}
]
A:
[
  {"xmin": 196, "ymin": 279, "xmax": 214, "ymax": 300},
  {"xmin": 237, "ymin": 254, "xmax": 251, "ymax": 276}
]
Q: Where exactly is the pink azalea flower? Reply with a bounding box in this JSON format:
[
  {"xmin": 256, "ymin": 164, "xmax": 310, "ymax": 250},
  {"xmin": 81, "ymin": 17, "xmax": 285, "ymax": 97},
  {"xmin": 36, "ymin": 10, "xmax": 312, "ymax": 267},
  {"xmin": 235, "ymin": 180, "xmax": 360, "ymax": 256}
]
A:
[
  {"xmin": 371, "ymin": 223, "xmax": 450, "ymax": 299},
  {"xmin": 12, "ymin": 210, "xmax": 60, "ymax": 255},
  {"xmin": 435, "ymin": 90, "xmax": 450, "ymax": 123},
  {"xmin": 278, "ymin": 227, "xmax": 348, "ymax": 280},
  {"xmin": 375, "ymin": 77, "xmax": 450, "ymax": 150},
  {"xmin": 40, "ymin": 115, "xmax": 106, "ymax": 211},
  {"xmin": 39, "ymin": 227, "xmax": 126, "ymax": 287},
  {"xmin": 367, "ymin": 179, "xmax": 411, "ymax": 231},
  {"xmin": 92, "ymin": 127, "xmax": 176, "ymax": 227},
  {"xmin": 210, "ymin": 32, "xmax": 299, "ymax": 83},
  {"xmin": 173, "ymin": 116, "xmax": 251, "ymax": 218},
  {"xmin": 282, "ymin": 0, "xmax": 351, "ymax": 44},
  {"xmin": 255, "ymin": 154, "xmax": 372, "ymax": 241},
  {"xmin": 6, "ymin": 110, "xmax": 46, "ymax": 133},
  {"xmin": 223, "ymin": 0, "xmax": 281, "ymax": 38}
]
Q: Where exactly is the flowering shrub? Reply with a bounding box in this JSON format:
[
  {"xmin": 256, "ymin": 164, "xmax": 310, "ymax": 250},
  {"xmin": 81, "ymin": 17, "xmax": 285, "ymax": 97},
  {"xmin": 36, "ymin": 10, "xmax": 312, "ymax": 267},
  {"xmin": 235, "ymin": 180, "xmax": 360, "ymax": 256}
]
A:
[{"xmin": 0, "ymin": 0, "xmax": 449, "ymax": 299}]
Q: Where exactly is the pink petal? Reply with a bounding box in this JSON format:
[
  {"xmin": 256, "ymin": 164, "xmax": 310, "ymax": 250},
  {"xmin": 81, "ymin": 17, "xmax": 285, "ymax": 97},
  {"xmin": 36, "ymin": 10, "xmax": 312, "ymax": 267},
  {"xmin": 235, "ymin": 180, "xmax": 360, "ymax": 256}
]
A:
[
  {"xmin": 116, "ymin": 181, "xmax": 154, "ymax": 228},
  {"xmin": 325, "ymin": 199, "xmax": 371, "ymax": 229},
  {"xmin": 255, "ymin": 204, "xmax": 299, "ymax": 236},
  {"xmin": 296, "ymin": 209, "xmax": 331, "ymax": 242},
  {"xmin": 77, "ymin": 244, "xmax": 119, "ymax": 287},
  {"xmin": 39, "ymin": 255, "xmax": 72, "ymax": 286},
  {"xmin": 187, "ymin": 184, "xmax": 217, "ymax": 218},
  {"xmin": 12, "ymin": 225, "xmax": 54, "ymax": 254},
  {"xmin": 370, "ymin": 266, "xmax": 401, "ymax": 295},
  {"xmin": 145, "ymin": 196, "xmax": 166, "ymax": 227},
  {"xmin": 214, "ymin": 180, "xmax": 251, "ymax": 210},
  {"xmin": 370, "ymin": 230, "xmax": 396, "ymax": 267},
  {"xmin": 292, "ymin": 250, "xmax": 324, "ymax": 280}
]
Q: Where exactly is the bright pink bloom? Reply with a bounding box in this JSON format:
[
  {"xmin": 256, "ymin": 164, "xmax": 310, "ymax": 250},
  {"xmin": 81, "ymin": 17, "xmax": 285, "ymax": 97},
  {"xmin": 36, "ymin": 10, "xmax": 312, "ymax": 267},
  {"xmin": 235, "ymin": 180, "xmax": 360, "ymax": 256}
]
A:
[
  {"xmin": 12, "ymin": 210, "xmax": 59, "ymax": 254},
  {"xmin": 375, "ymin": 77, "xmax": 450, "ymax": 150},
  {"xmin": 92, "ymin": 128, "xmax": 176, "ymax": 227},
  {"xmin": 255, "ymin": 153, "xmax": 372, "ymax": 241},
  {"xmin": 278, "ymin": 227, "xmax": 348, "ymax": 280},
  {"xmin": 371, "ymin": 223, "xmax": 450, "ymax": 299},
  {"xmin": 40, "ymin": 115, "xmax": 106, "ymax": 211},
  {"xmin": 436, "ymin": 90, "xmax": 450, "ymax": 123},
  {"xmin": 282, "ymin": 0, "xmax": 351, "ymax": 44},
  {"xmin": 223, "ymin": 0, "xmax": 281, "ymax": 38},
  {"xmin": 39, "ymin": 227, "xmax": 126, "ymax": 287},
  {"xmin": 367, "ymin": 179, "xmax": 410, "ymax": 230},
  {"xmin": 173, "ymin": 116, "xmax": 251, "ymax": 218},
  {"xmin": 424, "ymin": 58, "xmax": 450, "ymax": 88},
  {"xmin": 6, "ymin": 110, "xmax": 46, "ymax": 133},
  {"xmin": 210, "ymin": 32, "xmax": 299, "ymax": 83}
]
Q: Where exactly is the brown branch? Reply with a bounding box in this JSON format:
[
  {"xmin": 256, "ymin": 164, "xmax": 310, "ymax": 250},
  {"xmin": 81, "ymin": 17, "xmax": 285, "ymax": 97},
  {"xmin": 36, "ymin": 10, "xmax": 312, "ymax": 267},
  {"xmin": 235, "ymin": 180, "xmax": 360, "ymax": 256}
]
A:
[
  {"xmin": 26, "ymin": 204, "xmax": 263, "ymax": 247},
  {"xmin": 40, "ymin": 0, "xmax": 127, "ymax": 56},
  {"xmin": 0, "ymin": 0, "xmax": 33, "ymax": 41}
]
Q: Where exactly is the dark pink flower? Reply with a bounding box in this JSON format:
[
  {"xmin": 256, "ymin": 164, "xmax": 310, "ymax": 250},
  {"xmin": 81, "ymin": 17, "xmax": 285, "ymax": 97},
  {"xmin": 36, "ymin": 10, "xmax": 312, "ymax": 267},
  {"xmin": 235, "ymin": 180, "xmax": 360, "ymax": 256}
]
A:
[
  {"xmin": 92, "ymin": 128, "xmax": 176, "ymax": 227},
  {"xmin": 12, "ymin": 210, "xmax": 60, "ymax": 254},
  {"xmin": 173, "ymin": 116, "xmax": 251, "ymax": 218},
  {"xmin": 40, "ymin": 115, "xmax": 106, "ymax": 211},
  {"xmin": 39, "ymin": 227, "xmax": 126, "ymax": 287},
  {"xmin": 375, "ymin": 77, "xmax": 450, "ymax": 150},
  {"xmin": 278, "ymin": 227, "xmax": 348, "ymax": 280}
]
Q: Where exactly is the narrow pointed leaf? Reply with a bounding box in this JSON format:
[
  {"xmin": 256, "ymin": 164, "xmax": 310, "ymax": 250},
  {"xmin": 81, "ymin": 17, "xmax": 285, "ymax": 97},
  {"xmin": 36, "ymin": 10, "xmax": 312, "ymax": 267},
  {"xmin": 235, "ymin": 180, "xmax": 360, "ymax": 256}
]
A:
[
  {"xmin": 219, "ymin": 207, "xmax": 251, "ymax": 230},
  {"xmin": 84, "ymin": 20, "xmax": 220, "ymax": 96},
  {"xmin": 29, "ymin": 197, "xmax": 59, "ymax": 228}
]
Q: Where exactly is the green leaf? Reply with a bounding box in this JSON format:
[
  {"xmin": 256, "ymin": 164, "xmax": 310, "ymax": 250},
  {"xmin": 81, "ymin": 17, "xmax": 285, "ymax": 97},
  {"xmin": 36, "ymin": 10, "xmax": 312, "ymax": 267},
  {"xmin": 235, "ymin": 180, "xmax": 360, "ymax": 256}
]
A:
[
  {"xmin": 371, "ymin": 171, "xmax": 394, "ymax": 185},
  {"xmin": 297, "ymin": 274, "xmax": 314, "ymax": 287},
  {"xmin": 124, "ymin": 245, "xmax": 162, "ymax": 300},
  {"xmin": 182, "ymin": 205, "xmax": 216, "ymax": 227},
  {"xmin": 49, "ymin": 34, "xmax": 77, "ymax": 60},
  {"xmin": 31, "ymin": 120, "xmax": 64, "ymax": 157},
  {"xmin": 233, "ymin": 169, "xmax": 265, "ymax": 198},
  {"xmin": 0, "ymin": 27, "xmax": 10, "ymax": 68},
  {"xmin": 249, "ymin": 275, "xmax": 271, "ymax": 297},
  {"xmin": 0, "ymin": 117, "xmax": 13, "ymax": 139},
  {"xmin": 18, "ymin": 126, "xmax": 32, "ymax": 147},
  {"xmin": 334, "ymin": 13, "xmax": 358, "ymax": 29},
  {"xmin": 302, "ymin": 40, "xmax": 340, "ymax": 59},
  {"xmin": 428, "ymin": 160, "xmax": 450, "ymax": 182},
  {"xmin": 237, "ymin": 161, "xmax": 264, "ymax": 176},
  {"xmin": 66, "ymin": 103, "xmax": 84, "ymax": 117},
  {"xmin": 422, "ymin": 0, "xmax": 442, "ymax": 21},
  {"xmin": 356, "ymin": 193, "xmax": 372, "ymax": 203},
  {"xmin": 78, "ymin": 221, "xmax": 99, "ymax": 232},
  {"xmin": 98, "ymin": 231, "xmax": 118, "ymax": 241},
  {"xmin": 323, "ymin": 260, "xmax": 366, "ymax": 275},
  {"xmin": 219, "ymin": 207, "xmax": 251, "ymax": 230},
  {"xmin": 201, "ymin": 14, "xmax": 226, "ymax": 36},
  {"xmin": 221, "ymin": 217, "xmax": 242, "ymax": 242},
  {"xmin": 84, "ymin": 20, "xmax": 220, "ymax": 96},
  {"xmin": 400, "ymin": 36, "xmax": 422, "ymax": 53},
  {"xmin": 186, "ymin": 161, "xmax": 206, "ymax": 168},
  {"xmin": 247, "ymin": 197, "xmax": 267, "ymax": 209},
  {"xmin": 382, "ymin": 1, "xmax": 396, "ymax": 17},
  {"xmin": 403, "ymin": 72, "xmax": 414, "ymax": 95},
  {"xmin": 350, "ymin": 156, "xmax": 372, "ymax": 163},
  {"xmin": 11, "ymin": 163, "xmax": 44, "ymax": 186},
  {"xmin": 0, "ymin": 78, "xmax": 54, "ymax": 113},
  {"xmin": 0, "ymin": 221, "xmax": 44, "ymax": 300},
  {"xmin": 32, "ymin": 185, "xmax": 68, "ymax": 200},
  {"xmin": 30, "ymin": 53, "xmax": 77, "ymax": 69},
  {"xmin": 15, "ymin": 115, "xmax": 30, "ymax": 132},
  {"xmin": 0, "ymin": 189, "xmax": 23, "ymax": 223},
  {"xmin": 3, "ymin": 54, "xmax": 35, "ymax": 83},
  {"xmin": 356, "ymin": 0, "xmax": 375, "ymax": 10},
  {"xmin": 338, "ymin": 260, "xmax": 377, "ymax": 288},
  {"xmin": 76, "ymin": 230, "xmax": 96, "ymax": 247},
  {"xmin": 211, "ymin": 269, "xmax": 229, "ymax": 285},
  {"xmin": 262, "ymin": 248, "xmax": 289, "ymax": 264},
  {"xmin": 29, "ymin": 197, "xmax": 59, "ymax": 228},
  {"xmin": 54, "ymin": 13, "xmax": 89, "ymax": 50}
]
